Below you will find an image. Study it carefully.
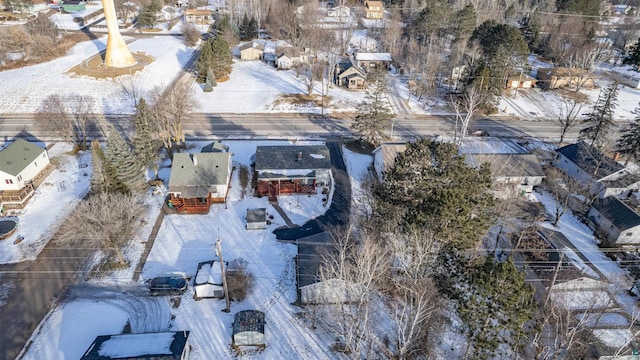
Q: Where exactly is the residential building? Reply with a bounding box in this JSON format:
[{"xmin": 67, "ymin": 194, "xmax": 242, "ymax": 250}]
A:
[
  {"xmin": 536, "ymin": 67, "xmax": 596, "ymax": 90},
  {"xmin": 327, "ymin": 5, "xmax": 352, "ymax": 17},
  {"xmin": 335, "ymin": 58, "xmax": 367, "ymax": 89},
  {"xmin": 254, "ymin": 145, "xmax": 332, "ymax": 201},
  {"xmin": 465, "ymin": 153, "xmax": 545, "ymax": 196},
  {"xmin": 354, "ymin": 52, "xmax": 392, "ymax": 71},
  {"xmin": 168, "ymin": 152, "xmax": 232, "ymax": 214},
  {"xmin": 364, "ymin": 0, "xmax": 383, "ymax": 19},
  {"xmin": 275, "ymin": 47, "xmax": 307, "ymax": 69},
  {"xmin": 554, "ymin": 142, "xmax": 639, "ymax": 197},
  {"xmin": 372, "ymin": 142, "xmax": 407, "ymax": 181},
  {"xmin": 80, "ymin": 331, "xmax": 191, "ymax": 360},
  {"xmin": 505, "ymin": 72, "xmax": 537, "ymax": 89},
  {"xmin": 184, "ymin": 9, "xmax": 214, "ymax": 25},
  {"xmin": 0, "ymin": 139, "xmax": 51, "ymax": 209},
  {"xmin": 588, "ymin": 197, "xmax": 640, "ymax": 246},
  {"xmin": 609, "ymin": 66, "xmax": 640, "ymax": 89},
  {"xmin": 239, "ymin": 41, "xmax": 265, "ymax": 61}
]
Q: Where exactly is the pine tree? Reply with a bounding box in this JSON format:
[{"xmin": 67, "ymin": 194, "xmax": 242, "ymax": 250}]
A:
[
  {"xmin": 209, "ymin": 36, "xmax": 233, "ymax": 81},
  {"xmin": 91, "ymin": 139, "xmax": 127, "ymax": 194},
  {"xmin": 579, "ymin": 81, "xmax": 619, "ymax": 149},
  {"xmin": 132, "ymin": 99, "xmax": 161, "ymax": 178},
  {"xmin": 196, "ymin": 40, "xmax": 214, "ymax": 83},
  {"xmin": 617, "ymin": 116, "xmax": 640, "ymax": 164},
  {"xmin": 375, "ymin": 139, "xmax": 495, "ymax": 249},
  {"xmin": 456, "ymin": 257, "xmax": 536, "ymax": 359},
  {"xmin": 628, "ymin": 38, "xmax": 640, "ymax": 68},
  {"xmin": 247, "ymin": 17, "xmax": 258, "ymax": 40},
  {"xmin": 106, "ymin": 131, "xmax": 145, "ymax": 192},
  {"xmin": 351, "ymin": 71, "xmax": 394, "ymax": 147},
  {"xmin": 239, "ymin": 14, "xmax": 249, "ymax": 41}
]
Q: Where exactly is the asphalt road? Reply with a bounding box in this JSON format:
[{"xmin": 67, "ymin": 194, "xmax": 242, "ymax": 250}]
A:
[{"xmin": 0, "ymin": 113, "xmax": 585, "ymax": 142}]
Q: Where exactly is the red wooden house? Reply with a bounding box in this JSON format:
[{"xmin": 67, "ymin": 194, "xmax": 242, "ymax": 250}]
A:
[{"xmin": 254, "ymin": 145, "xmax": 332, "ymax": 201}]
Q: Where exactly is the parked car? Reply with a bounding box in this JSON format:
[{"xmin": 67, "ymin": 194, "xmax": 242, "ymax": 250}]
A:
[
  {"xmin": 148, "ymin": 276, "xmax": 188, "ymax": 296},
  {"xmin": 470, "ymin": 130, "xmax": 490, "ymax": 137}
]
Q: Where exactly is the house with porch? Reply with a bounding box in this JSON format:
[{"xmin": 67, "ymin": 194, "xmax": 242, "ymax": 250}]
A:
[
  {"xmin": 254, "ymin": 145, "xmax": 331, "ymax": 201},
  {"xmin": 335, "ymin": 58, "xmax": 367, "ymax": 89},
  {"xmin": 588, "ymin": 197, "xmax": 640, "ymax": 247},
  {"xmin": 168, "ymin": 152, "xmax": 232, "ymax": 214},
  {"xmin": 0, "ymin": 139, "xmax": 50, "ymax": 209},
  {"xmin": 554, "ymin": 142, "xmax": 639, "ymax": 198}
]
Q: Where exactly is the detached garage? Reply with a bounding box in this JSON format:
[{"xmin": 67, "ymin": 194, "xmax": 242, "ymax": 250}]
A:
[{"xmin": 232, "ymin": 310, "xmax": 265, "ymax": 347}]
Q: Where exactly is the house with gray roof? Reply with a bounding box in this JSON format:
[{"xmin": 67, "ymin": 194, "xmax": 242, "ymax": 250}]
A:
[
  {"xmin": 0, "ymin": 139, "xmax": 50, "ymax": 209},
  {"xmin": 554, "ymin": 142, "xmax": 639, "ymax": 198},
  {"xmin": 232, "ymin": 310, "xmax": 265, "ymax": 347},
  {"xmin": 275, "ymin": 46, "xmax": 307, "ymax": 69},
  {"xmin": 168, "ymin": 152, "xmax": 232, "ymax": 214},
  {"xmin": 465, "ymin": 153, "xmax": 545, "ymax": 196},
  {"xmin": 588, "ymin": 197, "xmax": 640, "ymax": 246},
  {"xmin": 239, "ymin": 41, "xmax": 265, "ymax": 61},
  {"xmin": 80, "ymin": 331, "xmax": 191, "ymax": 360},
  {"xmin": 255, "ymin": 145, "xmax": 331, "ymax": 201},
  {"xmin": 335, "ymin": 58, "xmax": 367, "ymax": 89}
]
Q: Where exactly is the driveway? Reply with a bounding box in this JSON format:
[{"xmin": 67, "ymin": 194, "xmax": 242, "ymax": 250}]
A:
[{"xmin": 274, "ymin": 141, "xmax": 351, "ymax": 241}]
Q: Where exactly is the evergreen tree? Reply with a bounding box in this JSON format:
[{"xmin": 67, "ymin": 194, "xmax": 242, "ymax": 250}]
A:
[
  {"xmin": 196, "ymin": 40, "xmax": 214, "ymax": 83},
  {"xmin": 627, "ymin": 38, "xmax": 640, "ymax": 68},
  {"xmin": 351, "ymin": 71, "xmax": 394, "ymax": 147},
  {"xmin": 137, "ymin": 2, "xmax": 161, "ymax": 29},
  {"xmin": 454, "ymin": 257, "xmax": 536, "ymax": 359},
  {"xmin": 375, "ymin": 139, "xmax": 495, "ymax": 249},
  {"xmin": 239, "ymin": 14, "xmax": 249, "ymax": 41},
  {"xmin": 617, "ymin": 116, "xmax": 640, "ymax": 164},
  {"xmin": 106, "ymin": 131, "xmax": 145, "ymax": 192},
  {"xmin": 196, "ymin": 37, "xmax": 233, "ymax": 83},
  {"xmin": 579, "ymin": 81, "xmax": 619, "ymax": 149},
  {"xmin": 132, "ymin": 99, "xmax": 161, "ymax": 178},
  {"xmin": 247, "ymin": 17, "xmax": 258, "ymax": 40},
  {"xmin": 91, "ymin": 140, "xmax": 127, "ymax": 194},
  {"xmin": 452, "ymin": 4, "xmax": 477, "ymax": 45}
]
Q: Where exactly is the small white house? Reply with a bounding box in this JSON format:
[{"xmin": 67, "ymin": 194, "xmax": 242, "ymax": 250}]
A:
[
  {"xmin": 232, "ymin": 310, "xmax": 265, "ymax": 347},
  {"xmin": 194, "ymin": 260, "xmax": 225, "ymax": 299},
  {"xmin": 327, "ymin": 5, "xmax": 351, "ymax": 17},
  {"xmin": 465, "ymin": 153, "xmax": 545, "ymax": 196},
  {"xmin": 0, "ymin": 139, "xmax": 50, "ymax": 192}
]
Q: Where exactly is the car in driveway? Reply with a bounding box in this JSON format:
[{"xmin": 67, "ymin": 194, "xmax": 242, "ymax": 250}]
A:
[
  {"xmin": 148, "ymin": 276, "xmax": 188, "ymax": 296},
  {"xmin": 470, "ymin": 130, "xmax": 490, "ymax": 137}
]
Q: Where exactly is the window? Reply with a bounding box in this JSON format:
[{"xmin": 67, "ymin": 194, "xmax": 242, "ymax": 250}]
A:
[
  {"xmin": 34, "ymin": 161, "xmax": 37, "ymax": 167},
  {"xmin": 4, "ymin": 179, "xmax": 12, "ymax": 184},
  {"xmin": 17, "ymin": 175, "xmax": 22, "ymax": 181},
  {"xmin": 627, "ymin": 232, "xmax": 633, "ymax": 237}
]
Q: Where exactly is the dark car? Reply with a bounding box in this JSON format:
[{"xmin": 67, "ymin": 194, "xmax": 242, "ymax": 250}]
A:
[{"xmin": 148, "ymin": 276, "xmax": 188, "ymax": 296}]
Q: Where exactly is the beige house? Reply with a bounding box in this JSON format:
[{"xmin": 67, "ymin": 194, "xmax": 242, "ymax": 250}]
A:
[
  {"xmin": 185, "ymin": 9, "xmax": 214, "ymax": 25},
  {"xmin": 239, "ymin": 42, "xmax": 264, "ymax": 61},
  {"xmin": 364, "ymin": 0, "xmax": 383, "ymax": 19},
  {"xmin": 275, "ymin": 46, "xmax": 307, "ymax": 69},
  {"xmin": 536, "ymin": 67, "xmax": 595, "ymax": 90},
  {"xmin": 505, "ymin": 73, "xmax": 537, "ymax": 89}
]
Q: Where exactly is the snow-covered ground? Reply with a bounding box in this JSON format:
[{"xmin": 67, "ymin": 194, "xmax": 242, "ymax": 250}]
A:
[{"xmin": 0, "ymin": 142, "xmax": 90, "ymax": 264}]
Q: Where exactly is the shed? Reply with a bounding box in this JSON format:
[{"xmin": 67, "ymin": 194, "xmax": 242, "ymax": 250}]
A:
[
  {"xmin": 232, "ymin": 310, "xmax": 266, "ymax": 347},
  {"xmin": 80, "ymin": 331, "xmax": 190, "ymax": 360},
  {"xmin": 201, "ymin": 141, "xmax": 229, "ymax": 153},
  {"xmin": 246, "ymin": 208, "xmax": 267, "ymax": 230},
  {"xmin": 194, "ymin": 260, "xmax": 225, "ymax": 299}
]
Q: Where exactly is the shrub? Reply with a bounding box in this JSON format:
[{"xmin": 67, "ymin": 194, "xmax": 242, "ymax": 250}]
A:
[
  {"xmin": 183, "ymin": 23, "xmax": 201, "ymax": 47},
  {"xmin": 226, "ymin": 258, "xmax": 254, "ymax": 301}
]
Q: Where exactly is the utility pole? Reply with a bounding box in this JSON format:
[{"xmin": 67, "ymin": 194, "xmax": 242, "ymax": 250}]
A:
[{"xmin": 216, "ymin": 239, "xmax": 231, "ymax": 312}]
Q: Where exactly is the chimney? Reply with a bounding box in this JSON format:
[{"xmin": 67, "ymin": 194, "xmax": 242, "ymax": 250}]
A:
[
  {"xmin": 192, "ymin": 154, "xmax": 198, "ymax": 166},
  {"xmin": 297, "ymin": 151, "xmax": 303, "ymax": 161}
]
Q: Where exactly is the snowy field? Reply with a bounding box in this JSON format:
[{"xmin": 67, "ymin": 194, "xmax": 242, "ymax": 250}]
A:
[{"xmin": 0, "ymin": 143, "xmax": 90, "ymax": 264}]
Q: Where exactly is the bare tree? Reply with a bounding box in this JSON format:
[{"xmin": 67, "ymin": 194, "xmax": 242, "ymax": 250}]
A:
[
  {"xmin": 318, "ymin": 225, "xmax": 390, "ymax": 356},
  {"xmin": 183, "ymin": 23, "xmax": 201, "ymax": 47},
  {"xmin": 557, "ymin": 98, "xmax": 584, "ymax": 145},
  {"xmin": 59, "ymin": 192, "xmax": 144, "ymax": 266},
  {"xmin": 541, "ymin": 167, "xmax": 585, "ymax": 226},
  {"xmin": 149, "ymin": 79, "xmax": 198, "ymax": 151},
  {"xmin": 36, "ymin": 94, "xmax": 96, "ymax": 150},
  {"xmin": 297, "ymin": 62, "xmax": 324, "ymax": 96},
  {"xmin": 449, "ymin": 86, "xmax": 483, "ymax": 143}
]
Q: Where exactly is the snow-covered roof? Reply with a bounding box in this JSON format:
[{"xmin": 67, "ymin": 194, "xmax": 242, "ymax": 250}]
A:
[
  {"xmin": 80, "ymin": 331, "xmax": 190, "ymax": 359},
  {"xmin": 194, "ymin": 260, "xmax": 223, "ymax": 286},
  {"xmin": 355, "ymin": 52, "xmax": 392, "ymax": 62}
]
